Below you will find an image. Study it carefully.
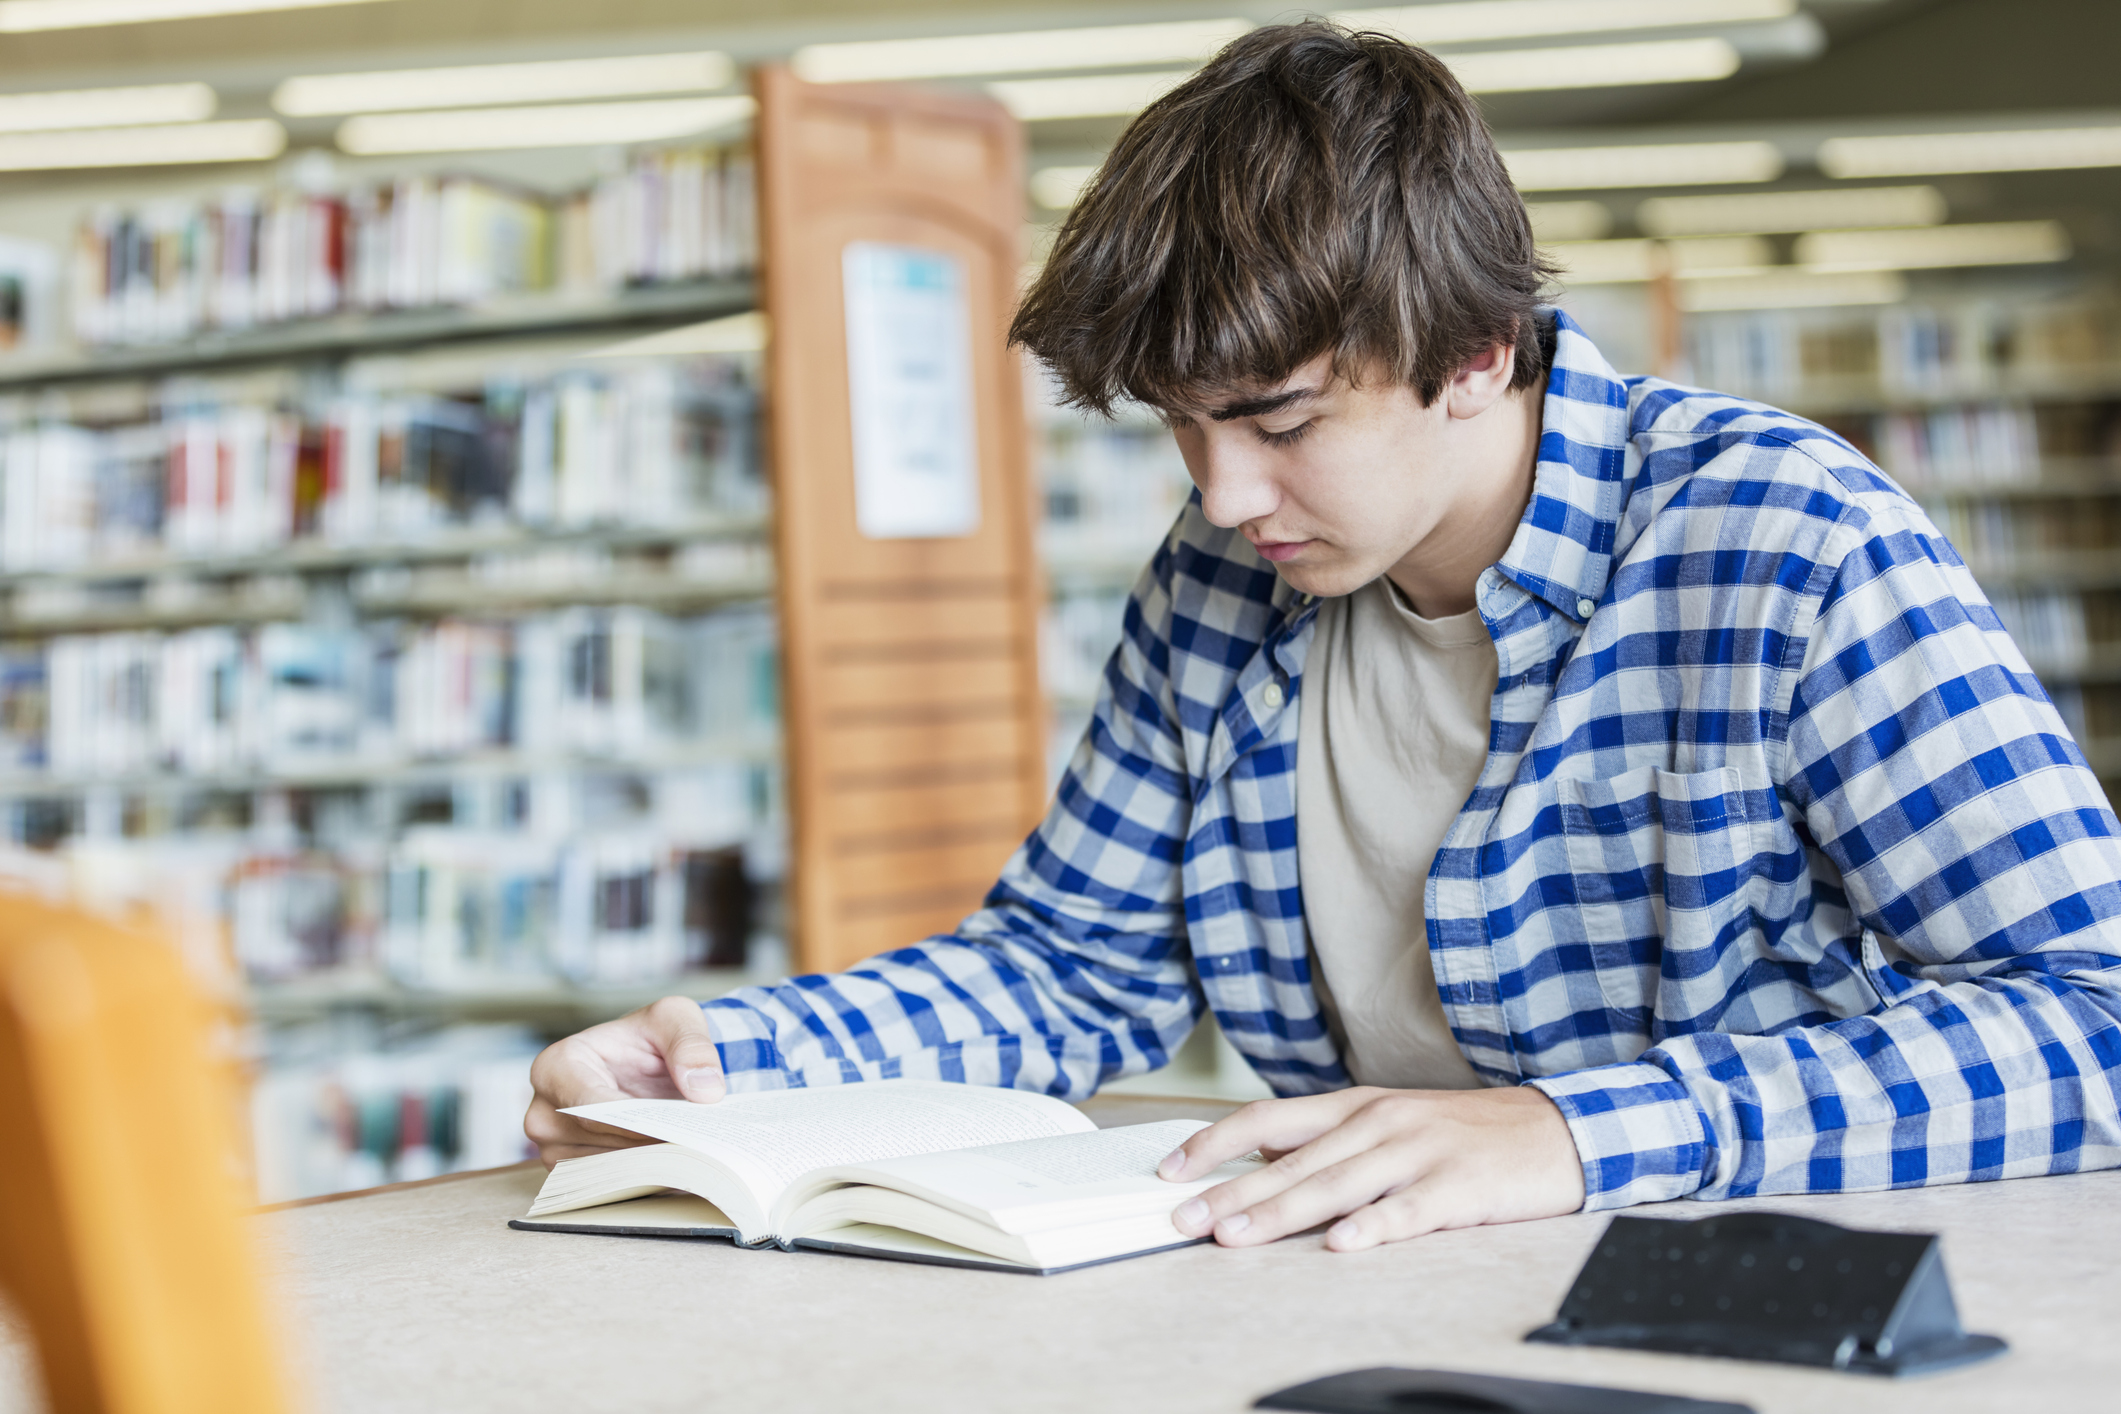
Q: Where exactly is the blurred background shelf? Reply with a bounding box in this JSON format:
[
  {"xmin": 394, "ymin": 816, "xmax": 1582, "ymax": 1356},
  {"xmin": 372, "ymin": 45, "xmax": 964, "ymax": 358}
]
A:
[{"xmin": 0, "ymin": 280, "xmax": 758, "ymax": 388}]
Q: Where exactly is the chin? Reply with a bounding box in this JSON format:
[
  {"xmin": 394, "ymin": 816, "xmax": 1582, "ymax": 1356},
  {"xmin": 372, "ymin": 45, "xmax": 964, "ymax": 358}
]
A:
[{"xmin": 1272, "ymin": 560, "xmax": 1374, "ymax": 600}]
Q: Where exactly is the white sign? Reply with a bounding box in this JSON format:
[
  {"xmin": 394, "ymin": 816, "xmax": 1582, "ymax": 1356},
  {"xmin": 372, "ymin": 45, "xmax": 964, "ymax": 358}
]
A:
[{"xmin": 842, "ymin": 242, "xmax": 981, "ymax": 539}]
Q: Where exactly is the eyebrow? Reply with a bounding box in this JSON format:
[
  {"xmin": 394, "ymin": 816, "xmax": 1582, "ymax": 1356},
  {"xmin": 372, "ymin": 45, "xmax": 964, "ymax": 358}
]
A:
[{"xmin": 1206, "ymin": 386, "xmax": 1323, "ymax": 422}]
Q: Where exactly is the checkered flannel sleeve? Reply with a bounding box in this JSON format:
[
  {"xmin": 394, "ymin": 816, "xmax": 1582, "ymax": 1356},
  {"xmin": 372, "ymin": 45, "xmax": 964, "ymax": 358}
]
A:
[
  {"xmin": 1535, "ymin": 516, "xmax": 2121, "ymax": 1206},
  {"xmin": 697, "ymin": 549, "xmax": 1204, "ymax": 1095}
]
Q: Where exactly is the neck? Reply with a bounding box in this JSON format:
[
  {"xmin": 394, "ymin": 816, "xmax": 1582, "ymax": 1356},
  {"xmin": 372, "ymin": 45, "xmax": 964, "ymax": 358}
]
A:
[{"xmin": 1385, "ymin": 384, "xmax": 1543, "ymax": 618}]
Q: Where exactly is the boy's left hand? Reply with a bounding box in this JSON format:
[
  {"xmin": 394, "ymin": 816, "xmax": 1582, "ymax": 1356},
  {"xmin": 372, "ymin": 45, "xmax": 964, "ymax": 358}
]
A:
[{"xmin": 1160, "ymin": 1085, "xmax": 1585, "ymax": 1250}]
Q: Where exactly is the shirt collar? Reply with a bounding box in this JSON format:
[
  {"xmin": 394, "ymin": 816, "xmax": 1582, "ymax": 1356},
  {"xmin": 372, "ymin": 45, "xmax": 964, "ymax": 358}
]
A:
[{"xmin": 1491, "ymin": 308, "xmax": 1633, "ymax": 623}]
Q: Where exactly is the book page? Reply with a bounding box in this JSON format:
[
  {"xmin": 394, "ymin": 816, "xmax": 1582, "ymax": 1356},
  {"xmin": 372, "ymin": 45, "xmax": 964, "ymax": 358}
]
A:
[
  {"xmin": 789, "ymin": 1120, "xmax": 1263, "ymax": 1236},
  {"xmin": 564, "ymin": 1080, "xmax": 1093, "ymax": 1218}
]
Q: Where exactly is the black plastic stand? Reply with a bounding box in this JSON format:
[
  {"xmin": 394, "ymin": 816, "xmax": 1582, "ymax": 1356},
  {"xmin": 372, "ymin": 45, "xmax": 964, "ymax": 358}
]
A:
[
  {"xmin": 1255, "ymin": 1367, "xmax": 1753, "ymax": 1413},
  {"xmin": 1525, "ymin": 1211, "xmax": 2007, "ymax": 1376}
]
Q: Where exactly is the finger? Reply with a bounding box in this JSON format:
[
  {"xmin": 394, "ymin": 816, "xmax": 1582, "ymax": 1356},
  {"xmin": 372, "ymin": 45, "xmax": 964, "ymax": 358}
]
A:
[
  {"xmin": 641, "ymin": 996, "xmax": 726, "ymax": 1102},
  {"xmin": 1175, "ymin": 1132, "xmax": 1433, "ymax": 1245},
  {"xmin": 524, "ymin": 1097, "xmax": 652, "ymax": 1164},
  {"xmin": 1169, "ymin": 1114, "xmax": 1383, "ymax": 1234},
  {"xmin": 1325, "ymin": 1179, "xmax": 1462, "ymax": 1251},
  {"xmin": 1158, "ymin": 1091, "xmax": 1375, "ymax": 1182}
]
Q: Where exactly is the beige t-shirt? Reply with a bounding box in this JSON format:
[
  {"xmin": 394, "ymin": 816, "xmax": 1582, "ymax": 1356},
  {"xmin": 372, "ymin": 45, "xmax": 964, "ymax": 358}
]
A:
[{"xmin": 1296, "ymin": 576, "xmax": 1495, "ymax": 1090}]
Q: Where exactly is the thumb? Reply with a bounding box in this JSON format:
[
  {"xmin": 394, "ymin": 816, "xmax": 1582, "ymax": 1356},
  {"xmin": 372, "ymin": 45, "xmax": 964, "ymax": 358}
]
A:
[{"xmin": 643, "ymin": 996, "xmax": 726, "ymax": 1103}]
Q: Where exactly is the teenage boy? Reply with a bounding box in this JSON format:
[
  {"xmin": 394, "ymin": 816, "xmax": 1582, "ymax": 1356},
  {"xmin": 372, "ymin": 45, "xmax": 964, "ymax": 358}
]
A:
[{"xmin": 529, "ymin": 23, "xmax": 2121, "ymax": 1251}]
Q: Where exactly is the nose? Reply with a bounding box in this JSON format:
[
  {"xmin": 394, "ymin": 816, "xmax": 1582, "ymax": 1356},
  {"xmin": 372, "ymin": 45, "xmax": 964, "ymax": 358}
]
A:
[{"xmin": 1186, "ymin": 432, "xmax": 1280, "ymax": 530}]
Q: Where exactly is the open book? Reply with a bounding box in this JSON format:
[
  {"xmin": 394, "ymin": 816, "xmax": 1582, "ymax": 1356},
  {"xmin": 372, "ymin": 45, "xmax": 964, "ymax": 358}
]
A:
[{"xmin": 510, "ymin": 1080, "xmax": 1259, "ymax": 1275}]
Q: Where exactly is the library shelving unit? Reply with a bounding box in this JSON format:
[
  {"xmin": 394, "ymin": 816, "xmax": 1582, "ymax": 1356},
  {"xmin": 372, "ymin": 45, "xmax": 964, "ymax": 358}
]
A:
[
  {"xmin": 0, "ymin": 68, "xmax": 1060, "ymax": 1200},
  {"xmin": 1681, "ymin": 293, "xmax": 2121, "ymax": 792}
]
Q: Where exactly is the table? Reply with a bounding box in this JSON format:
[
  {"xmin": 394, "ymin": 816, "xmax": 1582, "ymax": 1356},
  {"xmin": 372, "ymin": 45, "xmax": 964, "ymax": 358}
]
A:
[{"xmin": 2, "ymin": 1095, "xmax": 2114, "ymax": 1413}]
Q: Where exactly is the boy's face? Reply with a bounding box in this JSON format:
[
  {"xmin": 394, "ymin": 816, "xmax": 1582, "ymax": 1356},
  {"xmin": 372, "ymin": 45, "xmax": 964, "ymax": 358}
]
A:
[{"xmin": 1163, "ymin": 347, "xmax": 1540, "ymax": 611}]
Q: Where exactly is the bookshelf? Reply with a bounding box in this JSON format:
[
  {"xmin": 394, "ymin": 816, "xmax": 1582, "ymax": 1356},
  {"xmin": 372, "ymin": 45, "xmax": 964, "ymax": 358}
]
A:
[
  {"xmin": 0, "ymin": 142, "xmax": 779, "ymax": 1203},
  {"xmin": 0, "ymin": 279, "xmax": 753, "ymax": 389},
  {"xmin": 1679, "ymin": 294, "xmax": 2121, "ymax": 799}
]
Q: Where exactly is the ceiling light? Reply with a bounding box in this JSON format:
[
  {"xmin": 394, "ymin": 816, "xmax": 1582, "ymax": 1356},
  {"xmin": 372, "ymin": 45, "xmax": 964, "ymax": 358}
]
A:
[
  {"xmin": 0, "ymin": 0, "xmax": 388, "ymax": 31},
  {"xmin": 1680, "ymin": 269, "xmax": 1908, "ymax": 311},
  {"xmin": 1448, "ymin": 37, "xmax": 1739, "ymax": 93},
  {"xmin": 1334, "ymin": 0, "xmax": 1793, "ymax": 46},
  {"xmin": 1817, "ymin": 125, "xmax": 2121, "ymax": 178},
  {"xmin": 1638, "ymin": 184, "xmax": 1945, "ymax": 236},
  {"xmin": 0, "ymin": 118, "xmax": 283, "ymax": 171},
  {"xmin": 1525, "ymin": 200, "xmax": 1613, "ymax": 241},
  {"xmin": 276, "ymin": 52, "xmax": 733, "ymax": 117},
  {"xmin": 1030, "ymin": 165, "xmax": 1099, "ymax": 208},
  {"xmin": 1795, "ymin": 221, "xmax": 2071, "ymax": 272},
  {"xmin": 793, "ymin": 18, "xmax": 1251, "ymax": 83},
  {"xmin": 0, "ymin": 82, "xmax": 214, "ymax": 133},
  {"xmin": 1502, "ymin": 140, "xmax": 1785, "ymax": 191},
  {"xmin": 1545, "ymin": 235, "xmax": 1773, "ymax": 284},
  {"xmin": 336, "ymin": 96, "xmax": 753, "ymax": 155},
  {"xmin": 987, "ymin": 71, "xmax": 1192, "ymax": 123}
]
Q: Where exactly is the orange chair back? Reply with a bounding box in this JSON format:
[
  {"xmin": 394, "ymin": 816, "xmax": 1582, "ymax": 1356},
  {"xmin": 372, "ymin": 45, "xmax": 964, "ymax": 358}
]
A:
[{"xmin": 0, "ymin": 890, "xmax": 287, "ymax": 1413}]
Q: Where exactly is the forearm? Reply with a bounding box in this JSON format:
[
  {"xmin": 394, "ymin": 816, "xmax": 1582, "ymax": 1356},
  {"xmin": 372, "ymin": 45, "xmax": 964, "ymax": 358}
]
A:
[
  {"xmin": 699, "ymin": 906, "xmax": 1202, "ymax": 1096},
  {"xmin": 1533, "ymin": 965, "xmax": 2121, "ymax": 1208}
]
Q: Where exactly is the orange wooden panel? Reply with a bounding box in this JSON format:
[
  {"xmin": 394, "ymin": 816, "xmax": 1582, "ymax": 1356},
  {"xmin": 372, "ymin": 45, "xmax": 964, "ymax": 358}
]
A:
[
  {"xmin": 819, "ymin": 654, "xmax": 1026, "ymax": 711},
  {"xmin": 829, "ymin": 908, "xmax": 989, "ymax": 961},
  {"xmin": 816, "ymin": 715, "xmax": 1031, "ymax": 776},
  {"xmin": 812, "ymin": 592, "xmax": 1023, "ymax": 646},
  {"xmin": 758, "ymin": 65, "xmax": 1048, "ymax": 974},
  {"xmin": 832, "ymin": 839, "xmax": 1028, "ymax": 898},
  {"xmin": 821, "ymin": 777, "xmax": 1041, "ymax": 838},
  {"xmin": 0, "ymin": 895, "xmax": 289, "ymax": 1414}
]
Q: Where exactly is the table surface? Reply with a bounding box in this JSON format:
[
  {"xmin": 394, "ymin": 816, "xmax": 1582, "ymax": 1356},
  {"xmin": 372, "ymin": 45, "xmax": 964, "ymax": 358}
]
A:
[{"xmin": 3, "ymin": 1094, "xmax": 2115, "ymax": 1413}]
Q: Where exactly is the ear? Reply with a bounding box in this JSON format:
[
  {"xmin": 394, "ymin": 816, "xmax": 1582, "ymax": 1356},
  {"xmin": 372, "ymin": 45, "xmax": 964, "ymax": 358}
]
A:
[{"xmin": 1444, "ymin": 343, "xmax": 1518, "ymax": 421}]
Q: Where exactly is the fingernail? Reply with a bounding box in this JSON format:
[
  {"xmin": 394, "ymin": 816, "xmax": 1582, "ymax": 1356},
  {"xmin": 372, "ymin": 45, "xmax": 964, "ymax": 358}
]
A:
[
  {"xmin": 1175, "ymin": 1198, "xmax": 1208, "ymax": 1231},
  {"xmin": 1328, "ymin": 1219, "xmax": 1359, "ymax": 1246},
  {"xmin": 1158, "ymin": 1148, "xmax": 1188, "ymax": 1179},
  {"xmin": 680, "ymin": 1068, "xmax": 724, "ymax": 1100},
  {"xmin": 1215, "ymin": 1212, "xmax": 1251, "ymax": 1240}
]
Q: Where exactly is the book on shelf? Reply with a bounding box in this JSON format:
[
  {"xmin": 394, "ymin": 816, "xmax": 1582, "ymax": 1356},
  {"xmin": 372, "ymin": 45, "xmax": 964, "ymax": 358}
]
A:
[
  {"xmin": 0, "ymin": 235, "xmax": 57, "ymax": 353},
  {"xmin": 63, "ymin": 147, "xmax": 757, "ymax": 352},
  {"xmin": 0, "ymin": 358, "xmax": 760, "ymax": 572},
  {"xmin": 515, "ymin": 1081, "xmax": 1259, "ymax": 1275}
]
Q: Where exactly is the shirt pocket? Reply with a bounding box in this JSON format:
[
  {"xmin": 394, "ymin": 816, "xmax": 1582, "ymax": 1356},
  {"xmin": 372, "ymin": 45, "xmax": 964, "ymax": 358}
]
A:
[{"xmin": 1554, "ymin": 764, "xmax": 1765, "ymax": 1039}]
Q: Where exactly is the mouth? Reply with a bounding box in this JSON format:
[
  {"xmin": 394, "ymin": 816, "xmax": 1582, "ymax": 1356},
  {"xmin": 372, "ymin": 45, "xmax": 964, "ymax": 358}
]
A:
[{"xmin": 1249, "ymin": 537, "xmax": 1313, "ymax": 563}]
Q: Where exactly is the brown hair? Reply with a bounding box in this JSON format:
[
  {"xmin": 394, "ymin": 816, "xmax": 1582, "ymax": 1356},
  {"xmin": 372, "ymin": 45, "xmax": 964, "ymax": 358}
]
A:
[{"xmin": 1009, "ymin": 20, "xmax": 1554, "ymax": 415}]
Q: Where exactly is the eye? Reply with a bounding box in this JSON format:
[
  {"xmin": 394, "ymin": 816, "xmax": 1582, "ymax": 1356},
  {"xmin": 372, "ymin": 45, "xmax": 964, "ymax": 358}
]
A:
[{"xmin": 1253, "ymin": 420, "xmax": 1314, "ymax": 448}]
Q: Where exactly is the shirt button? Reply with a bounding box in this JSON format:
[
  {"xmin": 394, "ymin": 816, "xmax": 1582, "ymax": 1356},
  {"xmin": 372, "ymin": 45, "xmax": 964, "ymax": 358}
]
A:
[
  {"xmin": 1261, "ymin": 682, "xmax": 1285, "ymax": 710},
  {"xmin": 1576, "ymin": 597, "xmax": 1596, "ymax": 618}
]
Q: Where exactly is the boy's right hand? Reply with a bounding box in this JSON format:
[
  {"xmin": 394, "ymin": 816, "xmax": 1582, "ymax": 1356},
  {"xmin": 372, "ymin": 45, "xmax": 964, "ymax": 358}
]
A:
[{"xmin": 524, "ymin": 996, "xmax": 726, "ymax": 1167}]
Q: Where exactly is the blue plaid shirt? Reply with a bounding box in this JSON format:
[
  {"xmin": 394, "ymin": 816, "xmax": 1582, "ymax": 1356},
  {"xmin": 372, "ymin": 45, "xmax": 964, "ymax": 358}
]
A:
[{"xmin": 705, "ymin": 310, "xmax": 2121, "ymax": 1210}]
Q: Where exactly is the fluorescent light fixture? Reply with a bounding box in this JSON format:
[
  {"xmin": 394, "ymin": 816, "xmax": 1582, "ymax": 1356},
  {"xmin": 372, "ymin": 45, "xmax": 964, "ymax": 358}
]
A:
[
  {"xmin": 1502, "ymin": 140, "xmax": 1784, "ymax": 191},
  {"xmin": 1525, "ymin": 200, "xmax": 1613, "ymax": 241},
  {"xmin": 1545, "ymin": 235, "xmax": 1772, "ymax": 284},
  {"xmin": 987, "ymin": 71, "xmax": 1191, "ymax": 122},
  {"xmin": 1681, "ymin": 270, "xmax": 1908, "ymax": 311},
  {"xmin": 0, "ymin": 0, "xmax": 389, "ymax": 32},
  {"xmin": 1795, "ymin": 220, "xmax": 2072, "ymax": 272},
  {"xmin": 1030, "ymin": 165, "xmax": 1099, "ymax": 209},
  {"xmin": 1448, "ymin": 37, "xmax": 1739, "ymax": 93},
  {"xmin": 0, "ymin": 81, "xmax": 214, "ymax": 133},
  {"xmin": 1818, "ymin": 125, "xmax": 2121, "ymax": 178},
  {"xmin": 1637, "ymin": 184, "xmax": 1945, "ymax": 236},
  {"xmin": 793, "ymin": 18, "xmax": 1250, "ymax": 83},
  {"xmin": 336, "ymin": 96, "xmax": 753, "ymax": 155},
  {"xmin": 588, "ymin": 312, "xmax": 765, "ymax": 359},
  {"xmin": 0, "ymin": 117, "xmax": 283, "ymax": 170},
  {"xmin": 1335, "ymin": 0, "xmax": 1793, "ymax": 46},
  {"xmin": 276, "ymin": 52, "xmax": 733, "ymax": 116}
]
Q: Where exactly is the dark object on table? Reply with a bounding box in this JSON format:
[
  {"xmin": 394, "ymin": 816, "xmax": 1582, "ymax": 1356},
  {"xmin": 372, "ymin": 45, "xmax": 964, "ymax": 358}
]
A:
[
  {"xmin": 1255, "ymin": 1367, "xmax": 1753, "ymax": 1413},
  {"xmin": 1525, "ymin": 1211, "xmax": 2007, "ymax": 1377}
]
